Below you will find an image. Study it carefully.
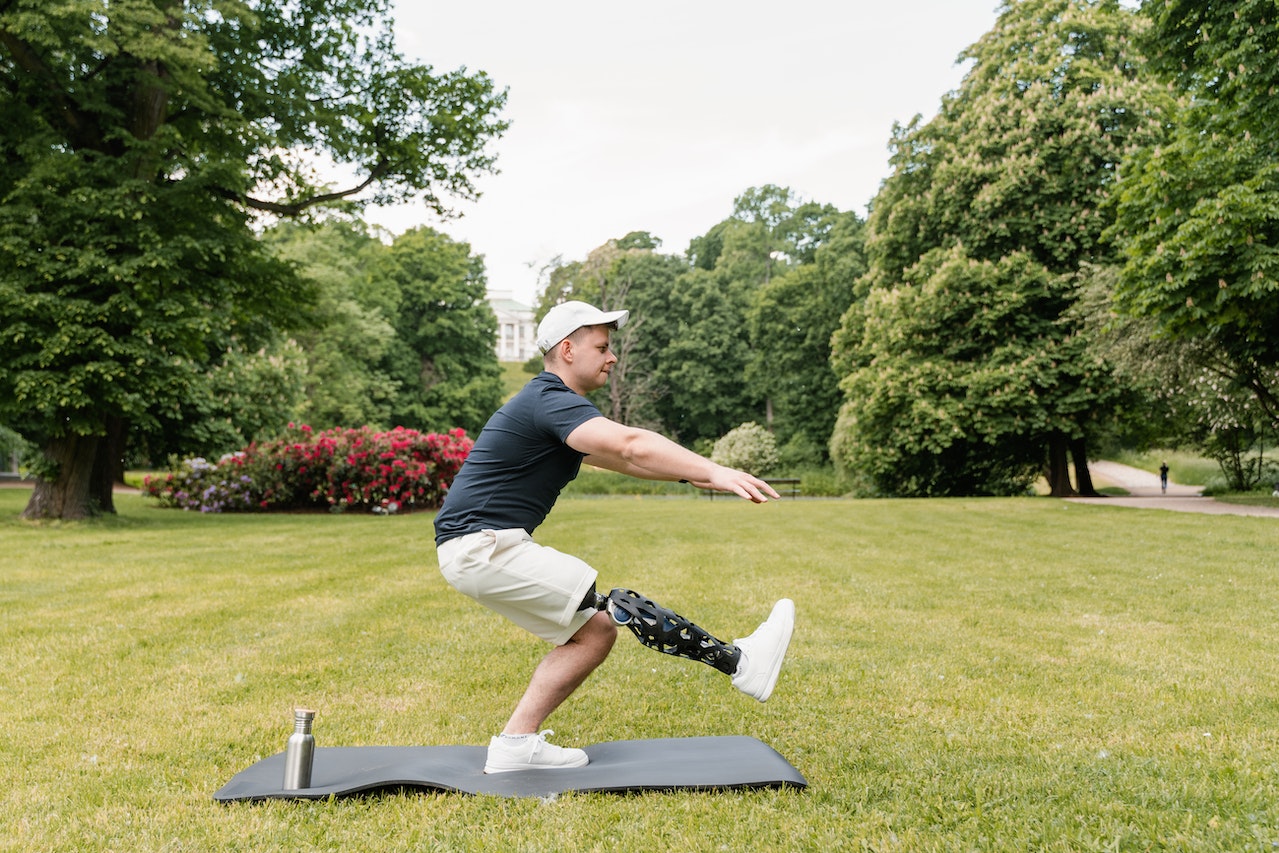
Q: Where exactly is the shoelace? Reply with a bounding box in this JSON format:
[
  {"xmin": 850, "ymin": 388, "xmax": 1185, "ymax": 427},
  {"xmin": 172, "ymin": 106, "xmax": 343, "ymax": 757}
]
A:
[{"xmin": 528, "ymin": 730, "xmax": 555, "ymax": 756}]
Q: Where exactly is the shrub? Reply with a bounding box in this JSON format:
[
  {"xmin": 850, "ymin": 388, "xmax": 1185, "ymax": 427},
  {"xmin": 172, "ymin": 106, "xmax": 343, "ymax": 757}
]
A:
[
  {"xmin": 140, "ymin": 455, "xmax": 251, "ymax": 512},
  {"xmin": 710, "ymin": 422, "xmax": 779, "ymax": 477},
  {"xmin": 143, "ymin": 424, "xmax": 472, "ymax": 513}
]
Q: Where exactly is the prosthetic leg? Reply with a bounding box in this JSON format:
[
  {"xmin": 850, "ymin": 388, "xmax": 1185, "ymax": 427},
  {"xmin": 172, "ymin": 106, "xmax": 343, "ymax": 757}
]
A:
[{"xmin": 581, "ymin": 587, "xmax": 741, "ymax": 675}]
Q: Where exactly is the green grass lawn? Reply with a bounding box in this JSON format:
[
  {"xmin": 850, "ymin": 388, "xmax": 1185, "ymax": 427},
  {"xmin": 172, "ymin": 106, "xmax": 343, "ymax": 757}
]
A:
[{"xmin": 3, "ymin": 488, "xmax": 1278, "ymax": 851}]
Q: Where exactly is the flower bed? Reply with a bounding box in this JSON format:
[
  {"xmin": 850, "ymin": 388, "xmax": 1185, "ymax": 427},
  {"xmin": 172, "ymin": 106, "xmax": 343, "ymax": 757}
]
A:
[{"xmin": 142, "ymin": 424, "xmax": 472, "ymax": 513}]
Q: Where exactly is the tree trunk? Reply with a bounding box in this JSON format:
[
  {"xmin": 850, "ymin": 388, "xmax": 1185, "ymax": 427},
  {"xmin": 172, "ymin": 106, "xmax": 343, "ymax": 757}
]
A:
[
  {"xmin": 1069, "ymin": 435, "xmax": 1101, "ymax": 497},
  {"xmin": 89, "ymin": 415, "xmax": 126, "ymax": 513},
  {"xmin": 1045, "ymin": 432, "xmax": 1078, "ymax": 497},
  {"xmin": 21, "ymin": 434, "xmax": 102, "ymax": 520}
]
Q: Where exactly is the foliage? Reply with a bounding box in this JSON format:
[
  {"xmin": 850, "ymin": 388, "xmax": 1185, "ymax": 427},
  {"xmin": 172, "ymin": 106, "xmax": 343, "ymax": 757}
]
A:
[
  {"xmin": 780, "ymin": 463, "xmax": 853, "ymax": 497},
  {"xmin": 688, "ymin": 184, "xmax": 838, "ymax": 274},
  {"xmin": 0, "ymin": 0, "xmax": 507, "ymax": 519},
  {"xmin": 369, "ymin": 226, "xmax": 504, "ymax": 434},
  {"xmin": 142, "ymin": 424, "xmax": 472, "ymax": 513},
  {"xmin": 655, "ymin": 187, "xmax": 843, "ymax": 444},
  {"xmin": 0, "ymin": 423, "xmax": 33, "ymax": 475},
  {"xmin": 127, "ymin": 340, "xmax": 311, "ymax": 469},
  {"xmin": 746, "ymin": 211, "xmax": 866, "ymax": 463},
  {"xmin": 262, "ymin": 222, "xmax": 402, "ymax": 431},
  {"xmin": 142, "ymin": 455, "xmax": 258, "ymax": 514},
  {"xmin": 1150, "ymin": 357, "xmax": 1278, "ymax": 492},
  {"xmin": 834, "ymin": 249, "xmax": 1068, "ymax": 496},
  {"xmin": 260, "ymin": 221, "xmax": 505, "ymax": 437},
  {"xmin": 652, "ymin": 266, "xmax": 760, "ymax": 443},
  {"xmin": 831, "ymin": 0, "xmax": 1168, "ymax": 497},
  {"xmin": 710, "ymin": 422, "xmax": 779, "ymax": 477},
  {"xmin": 532, "ymin": 187, "xmax": 847, "ymax": 447},
  {"xmin": 534, "ymin": 239, "xmax": 686, "ymax": 429},
  {"xmin": 1107, "ymin": 0, "xmax": 1279, "ymax": 424},
  {"xmin": 1073, "ymin": 264, "xmax": 1279, "ymax": 490}
]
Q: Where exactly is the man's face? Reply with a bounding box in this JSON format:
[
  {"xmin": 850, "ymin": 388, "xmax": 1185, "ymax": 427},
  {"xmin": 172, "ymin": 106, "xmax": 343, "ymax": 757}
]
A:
[{"xmin": 566, "ymin": 325, "xmax": 617, "ymax": 393}]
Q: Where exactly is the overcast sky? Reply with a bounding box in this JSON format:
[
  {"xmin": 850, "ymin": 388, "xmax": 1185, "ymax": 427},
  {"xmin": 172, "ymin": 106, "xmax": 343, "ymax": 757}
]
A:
[{"xmin": 371, "ymin": 0, "xmax": 1004, "ymax": 304}]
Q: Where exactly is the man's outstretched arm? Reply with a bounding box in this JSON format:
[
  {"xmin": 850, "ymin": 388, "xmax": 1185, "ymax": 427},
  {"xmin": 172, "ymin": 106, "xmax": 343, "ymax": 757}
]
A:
[{"xmin": 566, "ymin": 416, "xmax": 779, "ymax": 503}]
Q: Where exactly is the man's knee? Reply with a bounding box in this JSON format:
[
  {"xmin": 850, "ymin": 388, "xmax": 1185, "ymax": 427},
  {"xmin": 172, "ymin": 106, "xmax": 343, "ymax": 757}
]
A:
[{"xmin": 572, "ymin": 610, "xmax": 618, "ymax": 656}]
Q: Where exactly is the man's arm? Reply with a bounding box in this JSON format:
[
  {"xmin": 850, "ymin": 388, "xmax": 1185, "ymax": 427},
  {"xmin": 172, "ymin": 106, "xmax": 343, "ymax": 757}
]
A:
[{"xmin": 566, "ymin": 416, "xmax": 779, "ymax": 503}]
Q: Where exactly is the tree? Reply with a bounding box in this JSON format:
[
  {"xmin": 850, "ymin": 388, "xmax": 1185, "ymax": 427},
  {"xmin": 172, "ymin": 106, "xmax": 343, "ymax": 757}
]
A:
[
  {"xmin": 0, "ymin": 0, "xmax": 507, "ymax": 519},
  {"xmin": 833, "ymin": 247, "xmax": 1086, "ymax": 495},
  {"xmin": 531, "ymin": 189, "xmax": 844, "ymax": 447},
  {"xmin": 1107, "ymin": 0, "xmax": 1279, "ymax": 426},
  {"xmin": 746, "ymin": 211, "xmax": 866, "ymax": 465},
  {"xmin": 374, "ymin": 227, "xmax": 504, "ymax": 435},
  {"xmin": 831, "ymin": 0, "xmax": 1168, "ymax": 496},
  {"xmin": 655, "ymin": 187, "xmax": 840, "ymax": 446},
  {"xmin": 532, "ymin": 235, "xmax": 685, "ymax": 428},
  {"xmin": 1073, "ymin": 264, "xmax": 1279, "ymax": 491},
  {"xmin": 699, "ymin": 185, "xmax": 839, "ymax": 284},
  {"xmin": 263, "ymin": 220, "xmax": 401, "ymax": 431},
  {"xmin": 653, "ymin": 266, "xmax": 760, "ymax": 444},
  {"xmin": 598, "ymin": 249, "xmax": 686, "ymax": 429}
]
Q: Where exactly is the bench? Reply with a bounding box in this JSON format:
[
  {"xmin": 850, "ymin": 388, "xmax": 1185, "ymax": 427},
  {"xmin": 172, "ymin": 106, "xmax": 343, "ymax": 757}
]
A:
[{"xmin": 700, "ymin": 477, "xmax": 801, "ymax": 499}]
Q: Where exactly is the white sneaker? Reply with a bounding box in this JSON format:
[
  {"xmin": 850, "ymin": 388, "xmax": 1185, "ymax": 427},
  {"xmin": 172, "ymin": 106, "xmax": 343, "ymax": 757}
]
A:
[
  {"xmin": 731, "ymin": 599, "xmax": 795, "ymax": 702},
  {"xmin": 483, "ymin": 730, "xmax": 589, "ymax": 774}
]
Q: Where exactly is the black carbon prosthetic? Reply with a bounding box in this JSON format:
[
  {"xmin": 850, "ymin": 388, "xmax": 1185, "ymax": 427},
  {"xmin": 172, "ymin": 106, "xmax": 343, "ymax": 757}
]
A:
[{"xmin": 589, "ymin": 588, "xmax": 741, "ymax": 676}]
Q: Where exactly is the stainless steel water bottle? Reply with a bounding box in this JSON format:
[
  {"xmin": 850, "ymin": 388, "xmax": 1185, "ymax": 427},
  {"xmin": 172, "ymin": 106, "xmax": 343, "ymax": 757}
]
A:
[{"xmin": 282, "ymin": 708, "xmax": 315, "ymax": 790}]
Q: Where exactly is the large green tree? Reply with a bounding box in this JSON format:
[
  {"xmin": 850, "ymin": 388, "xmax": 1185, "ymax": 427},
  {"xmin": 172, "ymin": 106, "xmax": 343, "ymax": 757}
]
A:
[
  {"xmin": 1108, "ymin": 0, "xmax": 1279, "ymax": 425},
  {"xmin": 264, "ymin": 220, "xmax": 401, "ymax": 432},
  {"xmin": 0, "ymin": 0, "xmax": 507, "ymax": 518},
  {"xmin": 658, "ymin": 186, "xmax": 840, "ymax": 445},
  {"xmin": 746, "ymin": 211, "xmax": 866, "ymax": 464},
  {"xmin": 831, "ymin": 0, "xmax": 1169, "ymax": 496},
  {"xmin": 834, "ymin": 247, "xmax": 1107, "ymax": 495},
  {"xmin": 374, "ymin": 226, "xmax": 503, "ymax": 434}
]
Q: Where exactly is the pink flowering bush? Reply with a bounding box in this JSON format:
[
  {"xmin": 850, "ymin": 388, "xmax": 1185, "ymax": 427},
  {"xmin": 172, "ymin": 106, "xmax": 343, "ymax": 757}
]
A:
[{"xmin": 143, "ymin": 424, "xmax": 472, "ymax": 513}]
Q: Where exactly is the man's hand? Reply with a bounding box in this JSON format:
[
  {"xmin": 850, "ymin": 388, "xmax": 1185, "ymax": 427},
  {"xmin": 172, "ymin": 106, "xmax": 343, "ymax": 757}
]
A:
[{"xmin": 691, "ymin": 466, "xmax": 780, "ymax": 503}]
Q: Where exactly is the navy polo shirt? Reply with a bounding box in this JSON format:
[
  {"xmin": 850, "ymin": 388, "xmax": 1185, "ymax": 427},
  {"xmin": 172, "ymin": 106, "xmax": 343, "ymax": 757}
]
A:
[{"xmin": 433, "ymin": 372, "xmax": 602, "ymax": 545}]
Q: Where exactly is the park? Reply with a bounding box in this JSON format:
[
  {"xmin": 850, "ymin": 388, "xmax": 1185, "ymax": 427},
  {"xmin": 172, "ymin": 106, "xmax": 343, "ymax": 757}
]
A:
[{"xmin": 4, "ymin": 0, "xmax": 1279, "ymax": 849}]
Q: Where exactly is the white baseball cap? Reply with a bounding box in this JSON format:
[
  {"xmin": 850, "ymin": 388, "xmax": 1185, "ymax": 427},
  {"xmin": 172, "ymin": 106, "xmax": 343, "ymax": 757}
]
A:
[{"xmin": 536, "ymin": 301, "xmax": 630, "ymax": 354}]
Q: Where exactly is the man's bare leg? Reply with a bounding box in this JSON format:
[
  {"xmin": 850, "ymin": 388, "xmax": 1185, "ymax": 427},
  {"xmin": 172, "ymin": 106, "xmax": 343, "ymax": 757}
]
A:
[{"xmin": 502, "ymin": 610, "xmax": 617, "ymax": 734}]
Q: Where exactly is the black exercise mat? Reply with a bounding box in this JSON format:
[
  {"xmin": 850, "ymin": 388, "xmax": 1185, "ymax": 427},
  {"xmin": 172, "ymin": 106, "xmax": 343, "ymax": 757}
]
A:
[{"xmin": 214, "ymin": 735, "xmax": 806, "ymax": 801}]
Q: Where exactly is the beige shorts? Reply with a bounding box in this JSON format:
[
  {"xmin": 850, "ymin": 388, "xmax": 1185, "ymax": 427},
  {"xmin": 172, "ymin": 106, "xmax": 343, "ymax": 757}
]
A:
[{"xmin": 436, "ymin": 528, "xmax": 599, "ymax": 645}]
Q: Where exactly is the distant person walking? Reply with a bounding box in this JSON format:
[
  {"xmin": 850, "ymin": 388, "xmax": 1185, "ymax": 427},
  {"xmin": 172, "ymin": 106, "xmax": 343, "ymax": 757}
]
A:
[{"xmin": 1159, "ymin": 461, "xmax": 1169, "ymax": 494}]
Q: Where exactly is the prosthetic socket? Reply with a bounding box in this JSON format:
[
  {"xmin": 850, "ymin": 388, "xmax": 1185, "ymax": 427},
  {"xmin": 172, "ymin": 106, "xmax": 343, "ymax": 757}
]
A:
[{"xmin": 584, "ymin": 588, "xmax": 741, "ymax": 676}]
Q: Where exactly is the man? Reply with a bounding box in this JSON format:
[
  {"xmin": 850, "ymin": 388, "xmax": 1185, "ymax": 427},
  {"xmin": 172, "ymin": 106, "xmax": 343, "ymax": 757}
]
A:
[{"xmin": 434, "ymin": 301, "xmax": 795, "ymax": 774}]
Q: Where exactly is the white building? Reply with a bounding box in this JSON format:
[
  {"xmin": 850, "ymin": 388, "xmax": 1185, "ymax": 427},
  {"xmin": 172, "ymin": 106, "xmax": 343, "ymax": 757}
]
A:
[{"xmin": 488, "ymin": 292, "xmax": 538, "ymax": 362}]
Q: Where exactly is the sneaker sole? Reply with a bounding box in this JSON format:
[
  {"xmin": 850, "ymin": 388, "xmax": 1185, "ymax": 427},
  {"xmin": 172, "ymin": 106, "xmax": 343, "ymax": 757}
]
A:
[
  {"xmin": 483, "ymin": 750, "xmax": 590, "ymax": 774},
  {"xmin": 483, "ymin": 757, "xmax": 589, "ymax": 774},
  {"xmin": 755, "ymin": 599, "xmax": 794, "ymax": 701}
]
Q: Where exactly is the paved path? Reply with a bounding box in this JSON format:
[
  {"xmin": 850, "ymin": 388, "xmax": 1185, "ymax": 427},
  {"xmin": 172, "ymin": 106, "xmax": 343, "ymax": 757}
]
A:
[{"xmin": 1069, "ymin": 460, "xmax": 1279, "ymax": 518}]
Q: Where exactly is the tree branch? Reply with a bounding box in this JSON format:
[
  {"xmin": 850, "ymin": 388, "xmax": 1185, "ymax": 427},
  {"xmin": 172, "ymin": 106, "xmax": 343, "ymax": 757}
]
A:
[
  {"xmin": 0, "ymin": 28, "xmax": 95, "ymax": 147},
  {"xmin": 240, "ymin": 158, "xmax": 392, "ymax": 217}
]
